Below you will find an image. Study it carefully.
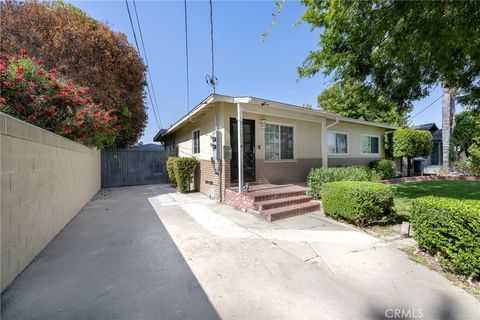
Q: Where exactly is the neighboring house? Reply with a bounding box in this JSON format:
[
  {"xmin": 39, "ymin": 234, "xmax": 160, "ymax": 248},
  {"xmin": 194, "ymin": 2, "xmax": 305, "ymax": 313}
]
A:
[
  {"xmin": 133, "ymin": 143, "xmax": 164, "ymax": 151},
  {"xmin": 411, "ymin": 123, "xmax": 443, "ymax": 173},
  {"xmin": 154, "ymin": 94, "xmax": 397, "ymax": 201}
]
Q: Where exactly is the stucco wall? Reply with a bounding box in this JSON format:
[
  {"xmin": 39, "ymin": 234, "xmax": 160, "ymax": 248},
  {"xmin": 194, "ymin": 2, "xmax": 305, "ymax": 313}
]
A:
[
  {"xmin": 1, "ymin": 113, "xmax": 100, "ymax": 292},
  {"xmin": 164, "ymin": 101, "xmax": 388, "ymax": 192},
  {"xmin": 325, "ymin": 120, "xmax": 386, "ymax": 161}
]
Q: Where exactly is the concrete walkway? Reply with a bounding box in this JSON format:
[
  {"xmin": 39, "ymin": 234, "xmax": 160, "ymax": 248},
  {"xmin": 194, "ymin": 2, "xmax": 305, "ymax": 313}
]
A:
[
  {"xmin": 147, "ymin": 185, "xmax": 480, "ymax": 320},
  {"xmin": 2, "ymin": 185, "xmax": 479, "ymax": 319},
  {"xmin": 1, "ymin": 186, "xmax": 219, "ymax": 320}
]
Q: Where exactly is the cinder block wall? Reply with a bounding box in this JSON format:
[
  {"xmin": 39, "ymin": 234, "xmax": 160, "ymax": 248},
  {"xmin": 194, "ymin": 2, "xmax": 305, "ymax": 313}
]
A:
[{"xmin": 0, "ymin": 113, "xmax": 101, "ymax": 292}]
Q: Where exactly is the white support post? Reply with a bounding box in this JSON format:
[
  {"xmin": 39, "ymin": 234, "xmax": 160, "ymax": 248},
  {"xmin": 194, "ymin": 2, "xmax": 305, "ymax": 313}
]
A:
[
  {"xmin": 321, "ymin": 118, "xmax": 328, "ymax": 168},
  {"xmin": 237, "ymin": 103, "xmax": 244, "ymax": 193}
]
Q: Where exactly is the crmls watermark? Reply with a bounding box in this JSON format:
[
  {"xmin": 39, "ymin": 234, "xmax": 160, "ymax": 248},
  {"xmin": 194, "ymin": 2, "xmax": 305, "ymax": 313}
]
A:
[{"xmin": 384, "ymin": 308, "xmax": 424, "ymax": 319}]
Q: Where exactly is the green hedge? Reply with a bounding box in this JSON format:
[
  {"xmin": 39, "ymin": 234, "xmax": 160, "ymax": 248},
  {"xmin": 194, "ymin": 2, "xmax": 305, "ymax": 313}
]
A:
[
  {"xmin": 369, "ymin": 159, "xmax": 398, "ymax": 180},
  {"xmin": 321, "ymin": 181, "xmax": 395, "ymax": 226},
  {"xmin": 166, "ymin": 157, "xmax": 178, "ymax": 185},
  {"xmin": 393, "ymin": 129, "xmax": 432, "ymax": 158},
  {"xmin": 169, "ymin": 157, "xmax": 198, "ymax": 193},
  {"xmin": 411, "ymin": 197, "xmax": 480, "ymax": 279},
  {"xmin": 307, "ymin": 166, "xmax": 371, "ymax": 198}
]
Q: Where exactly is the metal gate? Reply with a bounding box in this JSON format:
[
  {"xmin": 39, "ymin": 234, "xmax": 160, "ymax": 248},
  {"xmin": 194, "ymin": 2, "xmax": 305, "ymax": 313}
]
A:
[{"xmin": 101, "ymin": 149, "xmax": 167, "ymax": 188}]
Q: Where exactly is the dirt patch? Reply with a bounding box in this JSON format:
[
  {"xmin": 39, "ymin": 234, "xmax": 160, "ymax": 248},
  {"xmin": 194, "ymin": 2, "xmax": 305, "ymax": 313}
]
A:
[
  {"xmin": 401, "ymin": 246, "xmax": 480, "ymax": 299},
  {"xmin": 363, "ymin": 223, "xmax": 480, "ymax": 299}
]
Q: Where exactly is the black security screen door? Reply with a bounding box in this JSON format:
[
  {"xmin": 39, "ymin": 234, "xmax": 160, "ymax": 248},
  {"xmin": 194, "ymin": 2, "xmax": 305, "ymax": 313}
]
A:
[{"xmin": 230, "ymin": 118, "xmax": 256, "ymax": 183}]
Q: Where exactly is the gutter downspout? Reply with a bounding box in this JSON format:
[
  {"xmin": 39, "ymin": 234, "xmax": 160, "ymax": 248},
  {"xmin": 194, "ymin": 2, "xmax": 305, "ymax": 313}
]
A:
[
  {"xmin": 214, "ymin": 105, "xmax": 222, "ymax": 202},
  {"xmin": 237, "ymin": 103, "xmax": 244, "ymax": 193},
  {"xmin": 322, "ymin": 117, "xmax": 340, "ymax": 168}
]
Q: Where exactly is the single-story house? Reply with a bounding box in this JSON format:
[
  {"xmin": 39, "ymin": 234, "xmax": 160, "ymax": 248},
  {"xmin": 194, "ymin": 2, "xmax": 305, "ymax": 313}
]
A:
[
  {"xmin": 411, "ymin": 123, "xmax": 443, "ymax": 173},
  {"xmin": 154, "ymin": 94, "xmax": 397, "ymax": 202}
]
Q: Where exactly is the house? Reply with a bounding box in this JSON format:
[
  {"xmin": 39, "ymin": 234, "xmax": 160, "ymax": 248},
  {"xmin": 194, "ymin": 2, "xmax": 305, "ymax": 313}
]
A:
[
  {"xmin": 411, "ymin": 123, "xmax": 443, "ymax": 173},
  {"xmin": 154, "ymin": 94, "xmax": 397, "ymax": 207}
]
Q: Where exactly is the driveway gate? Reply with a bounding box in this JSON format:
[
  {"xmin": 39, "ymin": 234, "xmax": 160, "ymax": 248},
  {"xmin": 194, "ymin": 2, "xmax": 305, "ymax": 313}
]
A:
[{"xmin": 101, "ymin": 149, "xmax": 167, "ymax": 188}]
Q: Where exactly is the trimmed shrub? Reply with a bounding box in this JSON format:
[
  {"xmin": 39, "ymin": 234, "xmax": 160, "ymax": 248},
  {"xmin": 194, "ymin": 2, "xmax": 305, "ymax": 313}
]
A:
[
  {"xmin": 369, "ymin": 159, "xmax": 398, "ymax": 180},
  {"xmin": 307, "ymin": 166, "xmax": 371, "ymax": 197},
  {"xmin": 393, "ymin": 129, "xmax": 432, "ymax": 176},
  {"xmin": 321, "ymin": 181, "xmax": 395, "ymax": 226},
  {"xmin": 173, "ymin": 157, "xmax": 198, "ymax": 193},
  {"xmin": 166, "ymin": 157, "xmax": 178, "ymax": 185},
  {"xmin": 393, "ymin": 129, "xmax": 432, "ymax": 159},
  {"xmin": 411, "ymin": 197, "xmax": 480, "ymax": 279}
]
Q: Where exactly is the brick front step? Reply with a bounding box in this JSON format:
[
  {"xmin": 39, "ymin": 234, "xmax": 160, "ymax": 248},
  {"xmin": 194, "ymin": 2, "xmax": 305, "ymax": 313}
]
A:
[
  {"xmin": 261, "ymin": 201, "xmax": 321, "ymax": 222},
  {"xmin": 225, "ymin": 184, "xmax": 321, "ymax": 221},
  {"xmin": 254, "ymin": 195, "xmax": 313, "ymax": 211},
  {"xmin": 247, "ymin": 186, "xmax": 307, "ymax": 202}
]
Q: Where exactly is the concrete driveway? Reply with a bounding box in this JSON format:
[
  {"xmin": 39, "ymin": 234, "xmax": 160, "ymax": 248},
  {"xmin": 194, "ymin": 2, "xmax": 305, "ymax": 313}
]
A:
[
  {"xmin": 2, "ymin": 185, "xmax": 479, "ymax": 319},
  {"xmin": 1, "ymin": 186, "xmax": 219, "ymax": 320},
  {"xmin": 147, "ymin": 185, "xmax": 479, "ymax": 320}
]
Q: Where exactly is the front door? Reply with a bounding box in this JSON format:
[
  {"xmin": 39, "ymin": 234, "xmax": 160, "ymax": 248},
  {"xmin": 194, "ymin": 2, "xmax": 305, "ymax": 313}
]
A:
[{"xmin": 230, "ymin": 118, "xmax": 255, "ymax": 183}]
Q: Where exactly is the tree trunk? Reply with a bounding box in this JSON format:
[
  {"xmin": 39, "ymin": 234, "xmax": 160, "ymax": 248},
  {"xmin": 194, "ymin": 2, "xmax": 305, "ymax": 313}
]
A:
[{"xmin": 441, "ymin": 86, "xmax": 455, "ymax": 170}]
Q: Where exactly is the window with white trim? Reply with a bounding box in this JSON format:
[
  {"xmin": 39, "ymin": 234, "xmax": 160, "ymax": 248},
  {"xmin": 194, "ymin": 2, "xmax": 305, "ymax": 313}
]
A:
[
  {"xmin": 265, "ymin": 123, "xmax": 294, "ymax": 160},
  {"xmin": 192, "ymin": 129, "xmax": 200, "ymax": 154},
  {"xmin": 361, "ymin": 135, "xmax": 379, "ymax": 154},
  {"xmin": 327, "ymin": 132, "xmax": 348, "ymax": 154}
]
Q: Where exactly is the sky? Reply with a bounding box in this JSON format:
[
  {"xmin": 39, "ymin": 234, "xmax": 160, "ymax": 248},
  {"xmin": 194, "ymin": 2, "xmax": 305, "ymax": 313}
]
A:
[{"xmin": 70, "ymin": 0, "xmax": 449, "ymax": 144}]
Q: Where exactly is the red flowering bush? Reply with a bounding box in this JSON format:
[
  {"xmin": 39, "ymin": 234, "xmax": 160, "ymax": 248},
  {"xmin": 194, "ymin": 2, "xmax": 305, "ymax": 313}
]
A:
[{"xmin": 0, "ymin": 50, "xmax": 118, "ymax": 148}]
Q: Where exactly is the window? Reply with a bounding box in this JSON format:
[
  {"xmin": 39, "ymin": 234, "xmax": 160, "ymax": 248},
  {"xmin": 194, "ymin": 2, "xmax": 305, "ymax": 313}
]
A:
[
  {"xmin": 327, "ymin": 132, "xmax": 348, "ymax": 154},
  {"xmin": 192, "ymin": 129, "xmax": 200, "ymax": 154},
  {"xmin": 265, "ymin": 123, "xmax": 294, "ymax": 160},
  {"xmin": 361, "ymin": 135, "xmax": 380, "ymax": 154}
]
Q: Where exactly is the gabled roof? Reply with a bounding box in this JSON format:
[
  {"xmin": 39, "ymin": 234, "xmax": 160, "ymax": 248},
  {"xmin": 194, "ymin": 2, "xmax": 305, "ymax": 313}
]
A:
[
  {"xmin": 154, "ymin": 94, "xmax": 398, "ymax": 141},
  {"xmin": 432, "ymin": 128, "xmax": 443, "ymax": 141},
  {"xmin": 410, "ymin": 123, "xmax": 438, "ymax": 132}
]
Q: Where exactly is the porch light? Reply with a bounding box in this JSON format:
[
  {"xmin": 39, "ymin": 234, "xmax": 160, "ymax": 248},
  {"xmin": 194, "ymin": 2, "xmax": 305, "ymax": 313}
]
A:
[{"xmin": 260, "ymin": 120, "xmax": 267, "ymax": 130}]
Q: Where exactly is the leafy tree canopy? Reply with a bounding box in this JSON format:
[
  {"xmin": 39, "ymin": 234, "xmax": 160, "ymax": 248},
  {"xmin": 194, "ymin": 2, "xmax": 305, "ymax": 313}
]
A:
[
  {"xmin": 0, "ymin": 1, "xmax": 147, "ymax": 147},
  {"xmin": 299, "ymin": 0, "xmax": 480, "ymax": 110},
  {"xmin": 452, "ymin": 110, "xmax": 480, "ymax": 156},
  {"xmin": 318, "ymin": 81, "xmax": 410, "ymax": 127}
]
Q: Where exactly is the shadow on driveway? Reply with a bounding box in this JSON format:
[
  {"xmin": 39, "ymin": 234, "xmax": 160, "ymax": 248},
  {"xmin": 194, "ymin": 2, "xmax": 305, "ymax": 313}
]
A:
[{"xmin": 1, "ymin": 185, "xmax": 219, "ymax": 320}]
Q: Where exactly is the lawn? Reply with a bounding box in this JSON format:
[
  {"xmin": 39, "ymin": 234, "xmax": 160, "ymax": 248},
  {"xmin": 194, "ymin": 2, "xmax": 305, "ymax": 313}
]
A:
[{"xmin": 392, "ymin": 180, "xmax": 480, "ymax": 219}]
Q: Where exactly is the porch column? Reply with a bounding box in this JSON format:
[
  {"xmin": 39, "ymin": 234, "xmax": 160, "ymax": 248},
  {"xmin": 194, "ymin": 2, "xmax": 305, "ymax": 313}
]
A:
[
  {"xmin": 321, "ymin": 118, "xmax": 328, "ymax": 168},
  {"xmin": 237, "ymin": 103, "xmax": 244, "ymax": 193}
]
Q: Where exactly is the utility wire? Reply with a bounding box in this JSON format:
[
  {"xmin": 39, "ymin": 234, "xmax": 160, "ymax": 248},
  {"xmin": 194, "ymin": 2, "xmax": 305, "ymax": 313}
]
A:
[
  {"xmin": 132, "ymin": 0, "xmax": 162, "ymax": 129},
  {"xmin": 205, "ymin": 0, "xmax": 217, "ymax": 93},
  {"xmin": 184, "ymin": 0, "xmax": 190, "ymax": 110},
  {"xmin": 209, "ymin": 0, "xmax": 215, "ymax": 81},
  {"xmin": 125, "ymin": 0, "xmax": 161, "ymax": 130},
  {"xmin": 410, "ymin": 94, "xmax": 445, "ymax": 119}
]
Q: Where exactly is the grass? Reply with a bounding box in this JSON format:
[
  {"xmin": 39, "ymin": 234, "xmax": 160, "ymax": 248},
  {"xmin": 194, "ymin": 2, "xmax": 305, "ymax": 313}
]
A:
[{"xmin": 392, "ymin": 180, "xmax": 480, "ymax": 220}]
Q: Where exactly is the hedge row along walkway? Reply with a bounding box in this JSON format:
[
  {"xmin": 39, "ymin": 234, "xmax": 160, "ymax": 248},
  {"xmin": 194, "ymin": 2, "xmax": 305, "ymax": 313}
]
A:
[{"xmin": 382, "ymin": 175, "xmax": 480, "ymax": 185}]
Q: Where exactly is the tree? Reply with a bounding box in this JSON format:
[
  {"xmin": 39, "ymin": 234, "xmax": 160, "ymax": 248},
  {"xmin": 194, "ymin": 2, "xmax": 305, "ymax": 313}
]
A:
[
  {"xmin": 0, "ymin": 50, "xmax": 118, "ymax": 148},
  {"xmin": 0, "ymin": 1, "xmax": 147, "ymax": 147},
  {"xmin": 318, "ymin": 81, "xmax": 410, "ymax": 127},
  {"xmin": 393, "ymin": 129, "xmax": 432, "ymax": 176},
  {"xmin": 452, "ymin": 109, "xmax": 480, "ymax": 157},
  {"xmin": 299, "ymin": 1, "xmax": 480, "ymax": 169}
]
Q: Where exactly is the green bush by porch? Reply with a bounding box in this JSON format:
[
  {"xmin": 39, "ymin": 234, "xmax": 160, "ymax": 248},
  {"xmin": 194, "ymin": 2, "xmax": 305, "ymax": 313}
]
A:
[
  {"xmin": 166, "ymin": 157, "xmax": 178, "ymax": 185},
  {"xmin": 411, "ymin": 197, "xmax": 480, "ymax": 279},
  {"xmin": 369, "ymin": 159, "xmax": 398, "ymax": 180},
  {"xmin": 321, "ymin": 181, "xmax": 395, "ymax": 226},
  {"xmin": 307, "ymin": 166, "xmax": 371, "ymax": 198},
  {"xmin": 167, "ymin": 157, "xmax": 198, "ymax": 193}
]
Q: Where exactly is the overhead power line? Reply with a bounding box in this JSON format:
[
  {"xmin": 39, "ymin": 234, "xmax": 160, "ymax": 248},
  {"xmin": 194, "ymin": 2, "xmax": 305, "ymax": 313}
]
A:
[
  {"xmin": 132, "ymin": 0, "xmax": 162, "ymax": 129},
  {"xmin": 184, "ymin": 0, "xmax": 190, "ymax": 110},
  {"xmin": 125, "ymin": 0, "xmax": 162, "ymax": 130},
  {"xmin": 410, "ymin": 94, "xmax": 445, "ymax": 120},
  {"xmin": 205, "ymin": 0, "xmax": 217, "ymax": 93}
]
